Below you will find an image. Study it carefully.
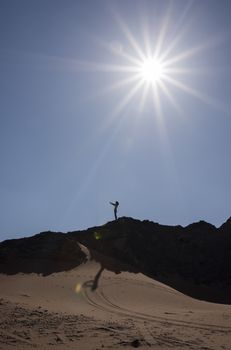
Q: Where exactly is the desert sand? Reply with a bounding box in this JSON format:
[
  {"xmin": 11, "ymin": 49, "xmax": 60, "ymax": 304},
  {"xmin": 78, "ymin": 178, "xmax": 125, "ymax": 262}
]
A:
[{"xmin": 0, "ymin": 248, "xmax": 231, "ymax": 350}]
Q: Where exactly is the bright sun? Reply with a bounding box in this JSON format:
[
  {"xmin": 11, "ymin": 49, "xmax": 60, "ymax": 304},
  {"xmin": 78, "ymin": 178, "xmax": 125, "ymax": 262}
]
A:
[
  {"xmin": 140, "ymin": 58, "xmax": 165, "ymax": 84},
  {"xmin": 84, "ymin": 8, "xmax": 217, "ymax": 117}
]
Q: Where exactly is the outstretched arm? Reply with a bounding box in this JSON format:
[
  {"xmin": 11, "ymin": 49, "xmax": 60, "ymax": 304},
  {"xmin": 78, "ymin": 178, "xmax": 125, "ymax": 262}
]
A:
[{"xmin": 110, "ymin": 202, "xmax": 115, "ymax": 206}]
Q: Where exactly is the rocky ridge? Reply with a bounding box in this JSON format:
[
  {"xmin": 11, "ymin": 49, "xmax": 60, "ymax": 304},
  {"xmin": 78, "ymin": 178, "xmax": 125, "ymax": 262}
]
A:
[{"xmin": 0, "ymin": 217, "xmax": 231, "ymax": 303}]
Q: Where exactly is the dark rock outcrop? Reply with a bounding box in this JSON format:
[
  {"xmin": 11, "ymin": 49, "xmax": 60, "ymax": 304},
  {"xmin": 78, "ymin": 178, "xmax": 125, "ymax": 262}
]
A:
[
  {"xmin": 0, "ymin": 231, "xmax": 87, "ymax": 275},
  {"xmin": 219, "ymin": 216, "xmax": 231, "ymax": 231},
  {"xmin": 0, "ymin": 216, "xmax": 231, "ymax": 303}
]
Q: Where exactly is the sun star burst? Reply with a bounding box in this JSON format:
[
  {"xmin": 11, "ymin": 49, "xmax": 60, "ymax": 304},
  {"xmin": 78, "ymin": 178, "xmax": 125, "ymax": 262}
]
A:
[{"xmin": 78, "ymin": 6, "xmax": 223, "ymax": 125}]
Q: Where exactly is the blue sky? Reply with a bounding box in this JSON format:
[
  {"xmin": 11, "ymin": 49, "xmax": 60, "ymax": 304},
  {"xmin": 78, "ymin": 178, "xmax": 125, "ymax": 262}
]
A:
[{"xmin": 1, "ymin": 0, "xmax": 231, "ymax": 240}]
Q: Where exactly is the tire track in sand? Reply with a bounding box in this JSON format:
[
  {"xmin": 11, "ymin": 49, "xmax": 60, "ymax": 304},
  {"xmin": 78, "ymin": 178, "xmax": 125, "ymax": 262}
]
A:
[{"xmin": 82, "ymin": 278, "xmax": 231, "ymax": 334}]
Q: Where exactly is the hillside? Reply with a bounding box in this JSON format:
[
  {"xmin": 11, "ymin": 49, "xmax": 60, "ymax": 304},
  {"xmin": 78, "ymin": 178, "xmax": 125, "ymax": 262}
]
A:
[{"xmin": 1, "ymin": 217, "xmax": 231, "ymax": 304}]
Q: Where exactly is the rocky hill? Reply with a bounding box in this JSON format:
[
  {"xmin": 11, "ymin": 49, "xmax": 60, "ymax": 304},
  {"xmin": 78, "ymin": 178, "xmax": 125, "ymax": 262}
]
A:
[{"xmin": 0, "ymin": 217, "xmax": 231, "ymax": 304}]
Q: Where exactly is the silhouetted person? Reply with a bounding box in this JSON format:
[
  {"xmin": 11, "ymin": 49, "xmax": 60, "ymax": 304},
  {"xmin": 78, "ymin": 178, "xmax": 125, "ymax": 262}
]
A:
[{"xmin": 110, "ymin": 201, "xmax": 119, "ymax": 220}]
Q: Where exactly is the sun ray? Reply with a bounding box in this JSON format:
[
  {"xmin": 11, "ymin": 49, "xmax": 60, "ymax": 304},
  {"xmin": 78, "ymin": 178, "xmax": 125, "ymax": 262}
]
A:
[
  {"xmin": 167, "ymin": 66, "xmax": 219, "ymax": 76},
  {"xmin": 168, "ymin": 76, "xmax": 208, "ymax": 101},
  {"xmin": 164, "ymin": 45, "xmax": 209, "ymax": 67},
  {"xmin": 159, "ymin": 0, "xmax": 195, "ymax": 61},
  {"xmin": 109, "ymin": 46, "xmax": 142, "ymax": 66},
  {"xmin": 112, "ymin": 79, "xmax": 145, "ymax": 117},
  {"xmin": 93, "ymin": 79, "xmax": 145, "ymax": 138},
  {"xmin": 115, "ymin": 14, "xmax": 146, "ymax": 61},
  {"xmin": 139, "ymin": 82, "xmax": 150, "ymax": 112},
  {"xmin": 175, "ymin": 0, "xmax": 195, "ymax": 30},
  {"xmin": 164, "ymin": 34, "xmax": 226, "ymax": 67},
  {"xmin": 94, "ymin": 74, "xmax": 141, "ymax": 96},
  {"xmin": 74, "ymin": 61, "xmax": 139, "ymax": 73},
  {"xmin": 163, "ymin": 75, "xmax": 229, "ymax": 114},
  {"xmin": 154, "ymin": 6, "xmax": 171, "ymax": 59},
  {"xmin": 152, "ymin": 83, "xmax": 164, "ymax": 126},
  {"xmin": 159, "ymin": 26, "xmax": 189, "ymax": 62},
  {"xmin": 141, "ymin": 14, "xmax": 152, "ymax": 57},
  {"xmin": 84, "ymin": 74, "xmax": 142, "ymax": 105},
  {"xmin": 93, "ymin": 36, "xmax": 142, "ymax": 66},
  {"xmin": 158, "ymin": 80, "xmax": 183, "ymax": 116},
  {"xmin": 164, "ymin": 67, "xmax": 208, "ymax": 76},
  {"xmin": 163, "ymin": 75, "xmax": 214, "ymax": 103}
]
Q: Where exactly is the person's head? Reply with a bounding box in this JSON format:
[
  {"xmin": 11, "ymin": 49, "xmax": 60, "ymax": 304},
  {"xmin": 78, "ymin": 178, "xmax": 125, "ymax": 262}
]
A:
[{"xmin": 115, "ymin": 201, "xmax": 119, "ymax": 205}]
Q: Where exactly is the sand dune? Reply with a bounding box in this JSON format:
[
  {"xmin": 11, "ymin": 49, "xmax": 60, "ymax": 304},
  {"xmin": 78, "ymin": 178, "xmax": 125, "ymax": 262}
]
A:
[{"xmin": 1, "ymin": 256, "xmax": 231, "ymax": 350}]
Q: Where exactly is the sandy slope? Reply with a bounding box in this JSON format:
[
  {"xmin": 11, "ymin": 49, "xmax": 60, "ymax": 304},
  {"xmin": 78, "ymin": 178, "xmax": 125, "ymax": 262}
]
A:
[{"xmin": 0, "ymin": 257, "xmax": 231, "ymax": 350}]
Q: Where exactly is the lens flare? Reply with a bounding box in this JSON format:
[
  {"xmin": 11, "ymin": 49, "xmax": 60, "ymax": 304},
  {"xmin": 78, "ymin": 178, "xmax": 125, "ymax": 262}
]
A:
[
  {"xmin": 94, "ymin": 231, "xmax": 102, "ymax": 240},
  {"xmin": 75, "ymin": 283, "xmax": 82, "ymax": 294}
]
